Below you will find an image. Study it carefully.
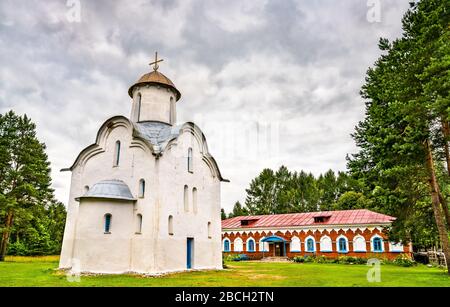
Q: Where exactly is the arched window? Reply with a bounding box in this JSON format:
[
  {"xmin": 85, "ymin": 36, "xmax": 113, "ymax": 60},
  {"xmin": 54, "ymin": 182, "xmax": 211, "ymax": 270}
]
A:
[
  {"xmin": 259, "ymin": 237, "xmax": 269, "ymax": 252},
  {"xmin": 104, "ymin": 214, "xmax": 112, "ymax": 233},
  {"xmin": 136, "ymin": 214, "xmax": 142, "ymax": 233},
  {"xmin": 223, "ymin": 239, "xmax": 230, "ymax": 252},
  {"xmin": 170, "ymin": 97, "xmax": 175, "ymax": 124},
  {"xmin": 305, "ymin": 236, "xmax": 315, "ymax": 252},
  {"xmin": 372, "ymin": 236, "xmax": 383, "ymax": 252},
  {"xmin": 192, "ymin": 187, "xmax": 198, "ymax": 213},
  {"xmin": 138, "ymin": 179, "xmax": 145, "ymax": 198},
  {"xmin": 320, "ymin": 236, "xmax": 332, "ymax": 252},
  {"xmin": 290, "ymin": 236, "xmax": 301, "ymax": 252},
  {"xmin": 136, "ymin": 93, "xmax": 142, "ymax": 122},
  {"xmin": 184, "ymin": 185, "xmax": 189, "ymax": 212},
  {"xmin": 207, "ymin": 222, "xmax": 211, "ymax": 239},
  {"xmin": 353, "ymin": 235, "xmax": 366, "ymax": 252},
  {"xmin": 234, "ymin": 238, "xmax": 243, "ymax": 252},
  {"xmin": 113, "ymin": 141, "xmax": 121, "ymax": 166},
  {"xmin": 168, "ymin": 215, "xmax": 174, "ymax": 235},
  {"xmin": 187, "ymin": 147, "xmax": 193, "ymax": 173},
  {"xmin": 84, "ymin": 185, "xmax": 89, "ymax": 194},
  {"xmin": 337, "ymin": 236, "xmax": 348, "ymax": 253},
  {"xmin": 247, "ymin": 238, "xmax": 255, "ymax": 252}
]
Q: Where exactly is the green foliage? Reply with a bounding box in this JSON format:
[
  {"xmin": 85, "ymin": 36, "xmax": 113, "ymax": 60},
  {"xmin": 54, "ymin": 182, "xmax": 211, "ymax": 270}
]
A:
[
  {"xmin": 240, "ymin": 166, "xmax": 364, "ymax": 216},
  {"xmin": 393, "ymin": 254, "xmax": 416, "ymax": 267},
  {"xmin": 347, "ymin": 0, "xmax": 450, "ymax": 251},
  {"xmin": 0, "ymin": 110, "xmax": 66, "ymax": 258}
]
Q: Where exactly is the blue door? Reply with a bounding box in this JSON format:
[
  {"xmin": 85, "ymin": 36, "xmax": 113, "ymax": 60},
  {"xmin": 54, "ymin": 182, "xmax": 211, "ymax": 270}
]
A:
[{"xmin": 187, "ymin": 238, "xmax": 193, "ymax": 269}]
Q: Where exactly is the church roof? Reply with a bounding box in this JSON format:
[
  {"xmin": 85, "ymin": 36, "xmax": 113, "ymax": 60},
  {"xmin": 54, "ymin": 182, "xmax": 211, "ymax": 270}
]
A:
[
  {"xmin": 133, "ymin": 121, "xmax": 180, "ymax": 151},
  {"xmin": 76, "ymin": 179, "xmax": 136, "ymax": 201},
  {"xmin": 128, "ymin": 70, "xmax": 181, "ymax": 101},
  {"xmin": 222, "ymin": 209, "xmax": 395, "ymax": 229}
]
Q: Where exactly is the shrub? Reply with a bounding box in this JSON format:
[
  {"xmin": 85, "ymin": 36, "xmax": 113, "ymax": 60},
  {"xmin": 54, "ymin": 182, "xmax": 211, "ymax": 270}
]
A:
[
  {"xmin": 393, "ymin": 254, "xmax": 416, "ymax": 267},
  {"xmin": 303, "ymin": 255, "xmax": 314, "ymax": 263},
  {"xmin": 293, "ymin": 256, "xmax": 305, "ymax": 263}
]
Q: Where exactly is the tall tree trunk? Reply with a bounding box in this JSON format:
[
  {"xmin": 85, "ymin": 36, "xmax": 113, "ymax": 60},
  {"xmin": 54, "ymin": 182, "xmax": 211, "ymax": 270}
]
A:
[
  {"xmin": 0, "ymin": 210, "xmax": 14, "ymax": 262},
  {"xmin": 442, "ymin": 120, "xmax": 450, "ymax": 176},
  {"xmin": 425, "ymin": 139, "xmax": 450, "ymax": 274},
  {"xmin": 440, "ymin": 120, "xmax": 450, "ymax": 227},
  {"xmin": 438, "ymin": 193, "xmax": 450, "ymax": 229}
]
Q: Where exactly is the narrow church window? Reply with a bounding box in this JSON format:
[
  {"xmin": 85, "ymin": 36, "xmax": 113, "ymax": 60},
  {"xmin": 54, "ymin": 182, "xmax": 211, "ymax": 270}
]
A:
[
  {"xmin": 138, "ymin": 179, "xmax": 145, "ymax": 198},
  {"xmin": 187, "ymin": 147, "xmax": 193, "ymax": 173},
  {"xmin": 136, "ymin": 214, "xmax": 142, "ymax": 234},
  {"xmin": 104, "ymin": 214, "xmax": 112, "ymax": 233},
  {"xmin": 170, "ymin": 96, "xmax": 175, "ymax": 124},
  {"xmin": 184, "ymin": 185, "xmax": 189, "ymax": 212},
  {"xmin": 114, "ymin": 141, "xmax": 121, "ymax": 166},
  {"xmin": 207, "ymin": 221, "xmax": 211, "ymax": 239},
  {"xmin": 137, "ymin": 93, "xmax": 142, "ymax": 122},
  {"xmin": 192, "ymin": 187, "xmax": 197, "ymax": 213},
  {"xmin": 168, "ymin": 215, "xmax": 174, "ymax": 235}
]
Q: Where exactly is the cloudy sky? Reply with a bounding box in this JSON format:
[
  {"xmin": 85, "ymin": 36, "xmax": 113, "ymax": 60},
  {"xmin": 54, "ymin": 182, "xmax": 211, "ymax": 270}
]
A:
[{"xmin": 0, "ymin": 0, "xmax": 411, "ymax": 213}]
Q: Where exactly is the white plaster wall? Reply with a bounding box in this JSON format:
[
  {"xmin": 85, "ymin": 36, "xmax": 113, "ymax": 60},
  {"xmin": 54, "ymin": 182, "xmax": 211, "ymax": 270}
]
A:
[
  {"xmin": 73, "ymin": 199, "xmax": 134, "ymax": 273},
  {"xmin": 130, "ymin": 86, "xmax": 178, "ymax": 124}
]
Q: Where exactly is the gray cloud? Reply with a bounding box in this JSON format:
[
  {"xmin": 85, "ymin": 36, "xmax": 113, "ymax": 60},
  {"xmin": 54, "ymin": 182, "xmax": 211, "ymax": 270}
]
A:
[{"xmin": 0, "ymin": 0, "xmax": 410, "ymax": 212}]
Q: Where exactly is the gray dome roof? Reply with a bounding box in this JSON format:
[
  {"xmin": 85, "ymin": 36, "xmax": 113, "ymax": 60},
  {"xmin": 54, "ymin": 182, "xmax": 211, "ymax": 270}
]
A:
[{"xmin": 76, "ymin": 179, "xmax": 136, "ymax": 201}]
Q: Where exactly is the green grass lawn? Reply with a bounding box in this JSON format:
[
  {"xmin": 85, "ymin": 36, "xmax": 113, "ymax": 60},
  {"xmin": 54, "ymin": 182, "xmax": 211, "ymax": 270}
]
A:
[{"xmin": 0, "ymin": 256, "xmax": 449, "ymax": 287}]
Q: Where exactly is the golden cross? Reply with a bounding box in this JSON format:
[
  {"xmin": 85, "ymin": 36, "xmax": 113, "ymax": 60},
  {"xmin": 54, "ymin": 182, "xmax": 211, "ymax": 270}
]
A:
[{"xmin": 149, "ymin": 52, "xmax": 163, "ymax": 71}]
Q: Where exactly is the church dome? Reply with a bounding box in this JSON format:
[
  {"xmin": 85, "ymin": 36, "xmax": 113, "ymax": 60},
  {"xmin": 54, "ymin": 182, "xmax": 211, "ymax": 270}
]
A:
[
  {"xmin": 128, "ymin": 70, "xmax": 181, "ymax": 101},
  {"xmin": 77, "ymin": 179, "xmax": 136, "ymax": 201}
]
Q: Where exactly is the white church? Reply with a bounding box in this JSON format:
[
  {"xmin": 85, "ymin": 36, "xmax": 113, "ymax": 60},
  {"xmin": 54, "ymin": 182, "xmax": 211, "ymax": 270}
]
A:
[{"xmin": 59, "ymin": 54, "xmax": 228, "ymax": 274}]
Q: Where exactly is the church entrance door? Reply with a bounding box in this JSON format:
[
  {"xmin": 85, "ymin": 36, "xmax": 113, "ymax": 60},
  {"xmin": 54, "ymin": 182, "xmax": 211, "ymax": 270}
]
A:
[{"xmin": 187, "ymin": 238, "xmax": 193, "ymax": 269}]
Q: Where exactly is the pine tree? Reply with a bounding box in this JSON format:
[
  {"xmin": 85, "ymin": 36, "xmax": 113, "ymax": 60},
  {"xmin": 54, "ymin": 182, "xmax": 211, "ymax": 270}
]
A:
[{"xmin": 0, "ymin": 111, "xmax": 56, "ymax": 260}]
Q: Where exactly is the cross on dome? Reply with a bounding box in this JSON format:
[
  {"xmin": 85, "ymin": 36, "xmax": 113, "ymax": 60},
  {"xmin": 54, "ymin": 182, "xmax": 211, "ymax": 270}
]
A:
[{"xmin": 149, "ymin": 52, "xmax": 163, "ymax": 71}]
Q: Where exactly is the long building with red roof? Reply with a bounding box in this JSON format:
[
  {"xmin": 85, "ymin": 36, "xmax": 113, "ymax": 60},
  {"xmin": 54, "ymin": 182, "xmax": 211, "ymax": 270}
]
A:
[{"xmin": 221, "ymin": 209, "xmax": 411, "ymax": 259}]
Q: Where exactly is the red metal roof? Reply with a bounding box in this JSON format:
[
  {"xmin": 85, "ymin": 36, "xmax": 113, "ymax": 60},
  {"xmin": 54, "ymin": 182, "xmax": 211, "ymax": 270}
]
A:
[{"xmin": 221, "ymin": 209, "xmax": 395, "ymax": 229}]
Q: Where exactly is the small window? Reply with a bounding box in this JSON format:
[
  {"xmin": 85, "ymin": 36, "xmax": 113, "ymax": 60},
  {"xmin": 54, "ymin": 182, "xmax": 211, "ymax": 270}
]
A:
[
  {"xmin": 184, "ymin": 185, "xmax": 189, "ymax": 212},
  {"xmin": 247, "ymin": 239, "xmax": 255, "ymax": 252},
  {"xmin": 207, "ymin": 221, "xmax": 212, "ymax": 239},
  {"xmin": 114, "ymin": 141, "xmax": 121, "ymax": 166},
  {"xmin": 306, "ymin": 238, "xmax": 315, "ymax": 252},
  {"xmin": 84, "ymin": 185, "xmax": 89, "ymax": 194},
  {"xmin": 170, "ymin": 97, "xmax": 175, "ymax": 124},
  {"xmin": 137, "ymin": 93, "xmax": 142, "ymax": 122},
  {"xmin": 136, "ymin": 214, "xmax": 142, "ymax": 233},
  {"xmin": 168, "ymin": 215, "xmax": 174, "ymax": 235},
  {"xmin": 187, "ymin": 148, "xmax": 193, "ymax": 173},
  {"xmin": 138, "ymin": 179, "xmax": 145, "ymax": 198},
  {"xmin": 338, "ymin": 237, "xmax": 347, "ymax": 252},
  {"xmin": 192, "ymin": 187, "xmax": 197, "ymax": 213},
  {"xmin": 373, "ymin": 237, "xmax": 383, "ymax": 252},
  {"xmin": 104, "ymin": 214, "xmax": 112, "ymax": 233},
  {"xmin": 223, "ymin": 239, "xmax": 230, "ymax": 252}
]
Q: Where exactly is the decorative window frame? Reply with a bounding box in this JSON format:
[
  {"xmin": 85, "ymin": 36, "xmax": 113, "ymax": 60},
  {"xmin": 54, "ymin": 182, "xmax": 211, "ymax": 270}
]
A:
[
  {"xmin": 336, "ymin": 235, "xmax": 349, "ymax": 253},
  {"xmin": 319, "ymin": 235, "xmax": 333, "ymax": 252},
  {"xmin": 290, "ymin": 236, "xmax": 301, "ymax": 252},
  {"xmin": 259, "ymin": 237, "xmax": 269, "ymax": 252},
  {"xmin": 353, "ymin": 235, "xmax": 367, "ymax": 252},
  {"xmin": 223, "ymin": 238, "xmax": 231, "ymax": 252},
  {"xmin": 246, "ymin": 237, "xmax": 256, "ymax": 252},
  {"xmin": 305, "ymin": 235, "xmax": 316, "ymax": 253},
  {"xmin": 234, "ymin": 237, "xmax": 243, "ymax": 252},
  {"xmin": 371, "ymin": 234, "xmax": 384, "ymax": 252}
]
